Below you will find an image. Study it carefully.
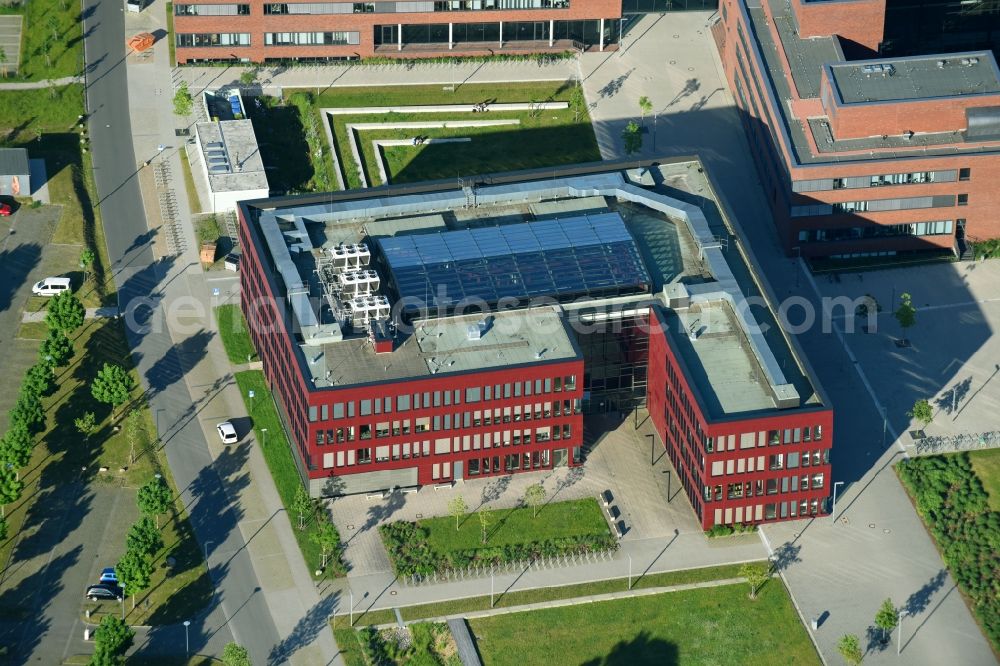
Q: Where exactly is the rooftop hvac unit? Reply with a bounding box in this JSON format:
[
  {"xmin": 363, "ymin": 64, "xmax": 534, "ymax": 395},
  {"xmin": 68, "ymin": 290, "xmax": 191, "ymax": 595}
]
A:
[
  {"xmin": 344, "ymin": 295, "xmax": 390, "ymax": 327},
  {"xmin": 334, "ymin": 268, "xmax": 380, "ymax": 296},
  {"xmin": 329, "ymin": 242, "xmax": 371, "ymax": 269}
]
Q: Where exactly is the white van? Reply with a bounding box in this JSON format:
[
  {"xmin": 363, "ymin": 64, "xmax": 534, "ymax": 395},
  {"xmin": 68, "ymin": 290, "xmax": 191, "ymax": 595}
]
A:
[{"xmin": 32, "ymin": 277, "xmax": 71, "ymax": 296}]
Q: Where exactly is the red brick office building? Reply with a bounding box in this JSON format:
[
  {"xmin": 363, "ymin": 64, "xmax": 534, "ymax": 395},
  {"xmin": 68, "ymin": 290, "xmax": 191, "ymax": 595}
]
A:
[
  {"xmin": 235, "ymin": 160, "xmax": 833, "ymax": 529},
  {"xmin": 714, "ymin": 0, "xmax": 1000, "ymax": 261},
  {"xmin": 172, "ymin": 0, "xmax": 623, "ymax": 63}
]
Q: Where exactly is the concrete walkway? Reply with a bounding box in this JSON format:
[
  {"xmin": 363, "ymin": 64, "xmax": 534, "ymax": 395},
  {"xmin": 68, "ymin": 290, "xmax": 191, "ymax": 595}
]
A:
[
  {"xmin": 0, "ymin": 75, "xmax": 81, "ymax": 89},
  {"xmin": 21, "ymin": 306, "xmax": 117, "ymax": 322},
  {"xmin": 446, "ymin": 619, "xmax": 482, "ymax": 666}
]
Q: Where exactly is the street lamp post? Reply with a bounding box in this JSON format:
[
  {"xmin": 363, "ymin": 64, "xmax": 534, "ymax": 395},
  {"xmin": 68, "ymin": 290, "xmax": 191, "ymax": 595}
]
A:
[
  {"xmin": 490, "ymin": 569, "xmax": 495, "ymax": 608},
  {"xmin": 627, "ymin": 555, "xmax": 632, "ymax": 590},
  {"xmin": 897, "ymin": 610, "xmax": 910, "ymax": 655},
  {"xmin": 831, "ymin": 481, "xmax": 846, "ymax": 522},
  {"xmin": 261, "ymin": 428, "xmax": 268, "ymax": 447},
  {"xmin": 349, "ymin": 588, "xmax": 354, "ymax": 626},
  {"xmin": 652, "ymin": 112, "xmax": 657, "ymax": 151},
  {"xmin": 205, "ymin": 540, "xmax": 213, "ymax": 564},
  {"xmin": 183, "ymin": 620, "xmax": 191, "ymax": 657}
]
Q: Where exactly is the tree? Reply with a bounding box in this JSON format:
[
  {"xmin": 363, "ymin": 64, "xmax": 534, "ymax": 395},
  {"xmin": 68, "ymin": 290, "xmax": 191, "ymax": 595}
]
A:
[
  {"xmin": 91, "ymin": 363, "xmax": 134, "ymax": 420},
  {"xmin": 478, "ymin": 508, "xmax": 493, "ymax": 545},
  {"xmin": 116, "ymin": 548, "xmax": 152, "ymax": 610},
  {"xmin": 39, "ymin": 329, "xmax": 74, "ymax": 368},
  {"xmin": 837, "ymin": 634, "xmax": 863, "ymax": 666},
  {"xmin": 238, "ymin": 68, "xmax": 259, "ymax": 87},
  {"xmin": 222, "ymin": 642, "xmax": 252, "ymax": 666},
  {"xmin": 569, "ymin": 84, "xmax": 586, "ymax": 122},
  {"xmin": 638, "ymin": 95, "xmax": 653, "ymax": 125},
  {"xmin": 75, "ymin": 411, "xmax": 97, "ymax": 440},
  {"xmin": 448, "ymin": 495, "xmax": 468, "ymax": 531},
  {"xmin": 0, "ymin": 466, "xmax": 23, "ymax": 518},
  {"xmin": 137, "ymin": 476, "xmax": 172, "ymax": 528},
  {"xmin": 292, "ymin": 484, "xmax": 312, "ymax": 530},
  {"xmin": 0, "ymin": 516, "xmax": 7, "ymax": 541},
  {"xmin": 10, "ymin": 390, "xmax": 45, "ymax": 435},
  {"xmin": 46, "ymin": 14, "xmax": 59, "ymax": 41},
  {"xmin": 0, "ymin": 422, "xmax": 33, "ymax": 478},
  {"xmin": 310, "ymin": 511, "xmax": 340, "ymax": 570},
  {"xmin": 126, "ymin": 516, "xmax": 163, "ymax": 558},
  {"xmin": 89, "ymin": 614, "xmax": 134, "ymax": 666},
  {"xmin": 908, "ymin": 399, "xmax": 933, "ymax": 428},
  {"xmin": 22, "ymin": 364, "xmax": 54, "ymax": 400},
  {"xmin": 524, "ymin": 484, "xmax": 545, "ymax": 518},
  {"xmin": 173, "ymin": 81, "xmax": 194, "ymax": 116},
  {"xmin": 0, "ymin": 48, "xmax": 8, "ymax": 79},
  {"xmin": 123, "ymin": 409, "xmax": 144, "ymax": 465},
  {"xmin": 739, "ymin": 562, "xmax": 769, "ymax": 600},
  {"xmin": 874, "ymin": 598, "xmax": 899, "ymax": 643},
  {"xmin": 894, "ymin": 292, "xmax": 916, "ymax": 335},
  {"xmin": 80, "ymin": 248, "xmax": 96, "ymax": 284},
  {"xmin": 622, "ymin": 121, "xmax": 642, "ymax": 156},
  {"xmin": 45, "ymin": 290, "xmax": 86, "ymax": 333}
]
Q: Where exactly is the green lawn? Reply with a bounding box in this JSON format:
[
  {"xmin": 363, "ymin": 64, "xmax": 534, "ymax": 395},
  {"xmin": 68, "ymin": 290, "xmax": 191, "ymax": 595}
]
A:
[
  {"xmin": 333, "ymin": 562, "xmax": 761, "ymax": 629},
  {"xmin": 0, "ymin": 0, "xmax": 83, "ymax": 80},
  {"xmin": 280, "ymin": 81, "xmax": 597, "ymax": 191},
  {"xmin": 215, "ymin": 305, "xmax": 258, "ymax": 364},
  {"xmin": 468, "ymin": 581, "xmax": 819, "ymax": 666},
  {"xmin": 234, "ymin": 370, "xmax": 346, "ymax": 579},
  {"xmin": 969, "ymin": 449, "xmax": 1000, "ymax": 511}
]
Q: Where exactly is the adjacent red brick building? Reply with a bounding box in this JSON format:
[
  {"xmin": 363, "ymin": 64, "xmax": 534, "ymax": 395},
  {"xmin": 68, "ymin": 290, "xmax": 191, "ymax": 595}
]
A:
[
  {"xmin": 173, "ymin": 0, "xmax": 623, "ymax": 63},
  {"xmin": 714, "ymin": 0, "xmax": 1000, "ymax": 261}
]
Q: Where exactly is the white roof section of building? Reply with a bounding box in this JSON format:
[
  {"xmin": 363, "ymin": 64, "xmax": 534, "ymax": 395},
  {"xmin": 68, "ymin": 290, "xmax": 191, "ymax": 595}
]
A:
[{"xmin": 195, "ymin": 120, "xmax": 268, "ymax": 194}]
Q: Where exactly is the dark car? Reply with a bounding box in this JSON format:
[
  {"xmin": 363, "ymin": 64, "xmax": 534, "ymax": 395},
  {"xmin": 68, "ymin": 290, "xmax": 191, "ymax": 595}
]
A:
[{"xmin": 86, "ymin": 583, "xmax": 122, "ymax": 601}]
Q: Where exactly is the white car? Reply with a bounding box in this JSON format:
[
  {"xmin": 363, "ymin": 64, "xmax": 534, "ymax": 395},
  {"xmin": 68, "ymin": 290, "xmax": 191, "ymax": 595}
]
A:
[
  {"xmin": 32, "ymin": 277, "xmax": 71, "ymax": 296},
  {"xmin": 216, "ymin": 421, "xmax": 238, "ymax": 444}
]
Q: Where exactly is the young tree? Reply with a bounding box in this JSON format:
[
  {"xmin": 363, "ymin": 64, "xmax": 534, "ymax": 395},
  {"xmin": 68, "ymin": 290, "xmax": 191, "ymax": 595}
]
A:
[
  {"xmin": 116, "ymin": 548, "xmax": 153, "ymax": 610},
  {"xmin": 21, "ymin": 364, "xmax": 54, "ymax": 400},
  {"xmin": 45, "ymin": 290, "xmax": 86, "ymax": 333},
  {"xmin": 310, "ymin": 512, "xmax": 340, "ymax": 570},
  {"xmin": 894, "ymin": 292, "xmax": 916, "ymax": 336},
  {"xmin": 638, "ymin": 95, "xmax": 653, "ymax": 125},
  {"xmin": 91, "ymin": 363, "xmax": 134, "ymax": 420},
  {"xmin": 90, "ymin": 614, "xmax": 134, "ymax": 666},
  {"xmin": 123, "ymin": 409, "xmax": 144, "ymax": 465},
  {"xmin": 524, "ymin": 484, "xmax": 545, "ymax": 518},
  {"xmin": 75, "ymin": 411, "xmax": 98, "ymax": 440},
  {"xmin": 39, "ymin": 329, "xmax": 74, "ymax": 368},
  {"xmin": 622, "ymin": 121, "xmax": 642, "ymax": 156},
  {"xmin": 173, "ymin": 81, "xmax": 194, "ymax": 117},
  {"xmin": 739, "ymin": 562, "xmax": 769, "ymax": 600},
  {"xmin": 837, "ymin": 634, "xmax": 863, "ymax": 666},
  {"xmin": 46, "ymin": 14, "xmax": 59, "ymax": 41},
  {"xmin": 126, "ymin": 516, "xmax": 163, "ymax": 558},
  {"xmin": 10, "ymin": 391, "xmax": 45, "ymax": 435},
  {"xmin": 80, "ymin": 248, "xmax": 96, "ymax": 284},
  {"xmin": 448, "ymin": 495, "xmax": 468, "ymax": 531},
  {"xmin": 0, "ymin": 48, "xmax": 8, "ymax": 79},
  {"xmin": 222, "ymin": 642, "xmax": 252, "ymax": 666},
  {"xmin": 137, "ymin": 476, "xmax": 172, "ymax": 528},
  {"xmin": 0, "ymin": 422, "xmax": 33, "ymax": 479},
  {"xmin": 292, "ymin": 484, "xmax": 312, "ymax": 530},
  {"xmin": 569, "ymin": 84, "xmax": 586, "ymax": 122},
  {"xmin": 238, "ymin": 68, "xmax": 259, "ymax": 87},
  {"xmin": 0, "ymin": 466, "xmax": 23, "ymax": 518},
  {"xmin": 478, "ymin": 508, "xmax": 493, "ymax": 545},
  {"xmin": 874, "ymin": 598, "xmax": 899, "ymax": 643},
  {"xmin": 908, "ymin": 399, "xmax": 933, "ymax": 428},
  {"xmin": 0, "ymin": 516, "xmax": 7, "ymax": 541}
]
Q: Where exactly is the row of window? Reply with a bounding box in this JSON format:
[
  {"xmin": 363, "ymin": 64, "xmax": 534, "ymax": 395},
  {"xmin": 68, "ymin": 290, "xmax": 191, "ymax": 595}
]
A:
[
  {"xmin": 791, "ymin": 168, "xmax": 969, "ymax": 193},
  {"xmin": 258, "ymin": 0, "xmax": 567, "ymax": 14},
  {"xmin": 705, "ymin": 472, "xmax": 826, "ymax": 503},
  {"xmin": 175, "ymin": 3, "xmax": 250, "ymax": 15},
  {"xmin": 713, "ymin": 499, "xmax": 821, "ymax": 526},
  {"xmin": 709, "ymin": 449, "xmax": 829, "ymax": 477},
  {"xmin": 316, "ymin": 418, "xmax": 574, "ymax": 446},
  {"xmin": 831, "ymin": 195, "xmax": 966, "ymax": 213},
  {"xmin": 265, "ymin": 31, "xmax": 360, "ymax": 45},
  {"xmin": 322, "ymin": 430, "xmax": 571, "ymax": 468},
  {"xmin": 796, "ymin": 220, "xmax": 955, "ymax": 243},
  {"xmin": 176, "ymin": 33, "xmax": 251, "ymax": 47},
  {"xmin": 704, "ymin": 426, "xmax": 823, "ymax": 453},
  {"xmin": 374, "ymin": 18, "xmax": 612, "ymax": 45},
  {"xmin": 307, "ymin": 377, "xmax": 577, "ymax": 422}
]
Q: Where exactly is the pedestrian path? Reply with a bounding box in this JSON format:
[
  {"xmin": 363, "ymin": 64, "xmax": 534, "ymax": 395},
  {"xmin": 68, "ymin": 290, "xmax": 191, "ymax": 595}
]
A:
[
  {"xmin": 446, "ymin": 619, "xmax": 482, "ymax": 666},
  {"xmin": 21, "ymin": 306, "xmax": 117, "ymax": 322},
  {"xmin": 0, "ymin": 75, "xmax": 80, "ymax": 90}
]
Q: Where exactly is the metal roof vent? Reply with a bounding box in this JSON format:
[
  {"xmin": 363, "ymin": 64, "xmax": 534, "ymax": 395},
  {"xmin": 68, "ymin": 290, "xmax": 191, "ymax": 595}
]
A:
[
  {"xmin": 937, "ymin": 60, "xmax": 946, "ymax": 68},
  {"xmin": 467, "ymin": 325, "xmax": 482, "ymax": 340}
]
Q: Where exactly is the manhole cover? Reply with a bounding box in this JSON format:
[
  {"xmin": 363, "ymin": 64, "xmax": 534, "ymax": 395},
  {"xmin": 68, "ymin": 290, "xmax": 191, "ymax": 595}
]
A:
[
  {"xmin": 669, "ymin": 60, "xmax": 676, "ymax": 65},
  {"xmin": 673, "ymin": 34, "xmax": 680, "ymax": 38},
  {"xmin": 869, "ymin": 523, "xmax": 876, "ymax": 529},
  {"xmin": 347, "ymin": 524, "xmax": 354, "ymax": 530},
  {"xmin": 390, "ymin": 590, "xmax": 397, "ymax": 595},
  {"xmin": 416, "ymin": 513, "xmax": 423, "ymax": 519},
  {"xmin": 687, "ymin": 67, "xmax": 695, "ymax": 72},
  {"xmin": 883, "ymin": 529, "xmax": 891, "ymax": 534}
]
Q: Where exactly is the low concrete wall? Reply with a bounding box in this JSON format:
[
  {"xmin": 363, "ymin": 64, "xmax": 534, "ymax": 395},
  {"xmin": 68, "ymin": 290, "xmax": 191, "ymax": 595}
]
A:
[
  {"xmin": 325, "ymin": 102, "xmax": 568, "ymax": 115},
  {"xmin": 372, "ymin": 138, "xmax": 472, "ymax": 186}
]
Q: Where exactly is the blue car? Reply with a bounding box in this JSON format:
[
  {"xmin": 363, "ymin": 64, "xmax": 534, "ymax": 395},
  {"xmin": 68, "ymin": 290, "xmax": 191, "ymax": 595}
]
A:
[{"xmin": 99, "ymin": 567, "xmax": 117, "ymax": 585}]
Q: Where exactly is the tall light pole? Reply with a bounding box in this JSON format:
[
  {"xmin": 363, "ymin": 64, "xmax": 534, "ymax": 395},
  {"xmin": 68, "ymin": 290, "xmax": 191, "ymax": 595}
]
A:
[
  {"xmin": 831, "ymin": 481, "xmax": 845, "ymax": 522},
  {"xmin": 490, "ymin": 568, "xmax": 495, "ymax": 608},
  {"xmin": 261, "ymin": 427, "xmax": 268, "ymax": 447},
  {"xmin": 897, "ymin": 610, "xmax": 910, "ymax": 655},
  {"xmin": 183, "ymin": 620, "xmax": 191, "ymax": 657},
  {"xmin": 205, "ymin": 540, "xmax": 213, "ymax": 564},
  {"xmin": 627, "ymin": 554, "xmax": 632, "ymax": 590},
  {"xmin": 349, "ymin": 587, "xmax": 354, "ymax": 627}
]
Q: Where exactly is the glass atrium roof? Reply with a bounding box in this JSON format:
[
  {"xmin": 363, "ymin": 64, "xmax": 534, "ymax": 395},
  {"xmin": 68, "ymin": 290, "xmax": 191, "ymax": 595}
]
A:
[{"xmin": 377, "ymin": 212, "xmax": 651, "ymax": 313}]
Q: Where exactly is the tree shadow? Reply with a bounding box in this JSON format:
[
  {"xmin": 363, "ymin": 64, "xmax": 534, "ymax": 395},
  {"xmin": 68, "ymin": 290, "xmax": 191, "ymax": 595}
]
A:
[
  {"xmin": 477, "ymin": 476, "xmax": 511, "ymax": 509},
  {"xmin": 904, "ymin": 569, "xmax": 947, "ymax": 616},
  {"xmin": 0, "ymin": 547, "xmax": 78, "ymax": 665},
  {"xmin": 578, "ymin": 630, "xmax": 679, "ymax": 666},
  {"xmin": 143, "ymin": 329, "xmax": 215, "ymax": 399},
  {"xmin": 267, "ymin": 590, "xmax": 341, "ymax": 665},
  {"xmin": 358, "ymin": 490, "xmax": 406, "ymax": 536},
  {"xmin": 865, "ymin": 624, "xmax": 890, "ymax": 655},
  {"xmin": 0, "ymin": 242, "xmax": 42, "ymax": 315},
  {"xmin": 597, "ymin": 69, "xmax": 635, "ymax": 99},
  {"xmin": 664, "ymin": 78, "xmax": 701, "ymax": 110},
  {"xmin": 933, "ymin": 376, "xmax": 972, "ymax": 416},
  {"xmin": 769, "ymin": 541, "xmax": 802, "ymax": 574}
]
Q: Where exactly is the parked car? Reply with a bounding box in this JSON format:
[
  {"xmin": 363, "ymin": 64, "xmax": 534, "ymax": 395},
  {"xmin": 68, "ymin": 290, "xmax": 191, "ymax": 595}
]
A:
[
  {"xmin": 216, "ymin": 421, "xmax": 238, "ymax": 445},
  {"xmin": 86, "ymin": 583, "xmax": 122, "ymax": 601},
  {"xmin": 99, "ymin": 567, "xmax": 117, "ymax": 585},
  {"xmin": 0, "ymin": 202, "xmax": 12, "ymax": 216},
  {"xmin": 31, "ymin": 277, "xmax": 71, "ymax": 296}
]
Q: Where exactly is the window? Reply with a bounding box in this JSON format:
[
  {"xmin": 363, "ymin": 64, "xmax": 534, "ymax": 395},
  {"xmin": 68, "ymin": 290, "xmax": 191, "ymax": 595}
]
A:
[
  {"xmin": 768, "ymin": 430, "xmax": 780, "ymax": 446},
  {"xmin": 813, "ymin": 425, "xmax": 822, "ymax": 441},
  {"xmin": 465, "ymin": 387, "xmax": 481, "ymax": 403},
  {"xmin": 812, "ymin": 473, "xmax": 825, "ymax": 489},
  {"xmin": 360, "ymin": 399, "xmax": 372, "ymax": 416},
  {"xmin": 334, "ymin": 403, "xmax": 344, "ymax": 418},
  {"xmin": 766, "ymin": 479, "xmax": 778, "ymax": 495},
  {"xmin": 176, "ymin": 4, "xmax": 250, "ymax": 15},
  {"xmin": 264, "ymin": 31, "xmax": 359, "ymax": 45},
  {"xmin": 176, "ymin": 32, "xmax": 250, "ymax": 46},
  {"xmin": 469, "ymin": 458, "xmax": 480, "ymax": 475},
  {"xmin": 357, "ymin": 448, "xmax": 371, "ymax": 464},
  {"xmin": 958, "ymin": 194, "xmax": 969, "ymax": 206},
  {"xmin": 397, "ymin": 394, "xmax": 410, "ymax": 411},
  {"xmin": 959, "ymin": 168, "xmax": 971, "ymax": 181},
  {"xmin": 308, "ymin": 406, "xmax": 317, "ymax": 422}
]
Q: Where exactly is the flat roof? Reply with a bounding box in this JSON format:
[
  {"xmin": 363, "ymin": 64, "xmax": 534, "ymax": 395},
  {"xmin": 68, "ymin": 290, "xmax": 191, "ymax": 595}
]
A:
[
  {"xmin": 828, "ymin": 52, "xmax": 1000, "ymax": 104},
  {"xmin": 741, "ymin": 0, "xmax": 1000, "ymax": 164},
  {"xmin": 319, "ymin": 307, "xmax": 579, "ymax": 386},
  {"xmin": 195, "ymin": 120, "xmax": 268, "ymax": 194}
]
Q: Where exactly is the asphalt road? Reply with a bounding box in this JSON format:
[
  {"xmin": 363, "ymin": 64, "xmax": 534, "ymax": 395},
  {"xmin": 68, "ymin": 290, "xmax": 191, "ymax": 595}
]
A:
[{"xmin": 80, "ymin": 0, "xmax": 283, "ymax": 662}]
